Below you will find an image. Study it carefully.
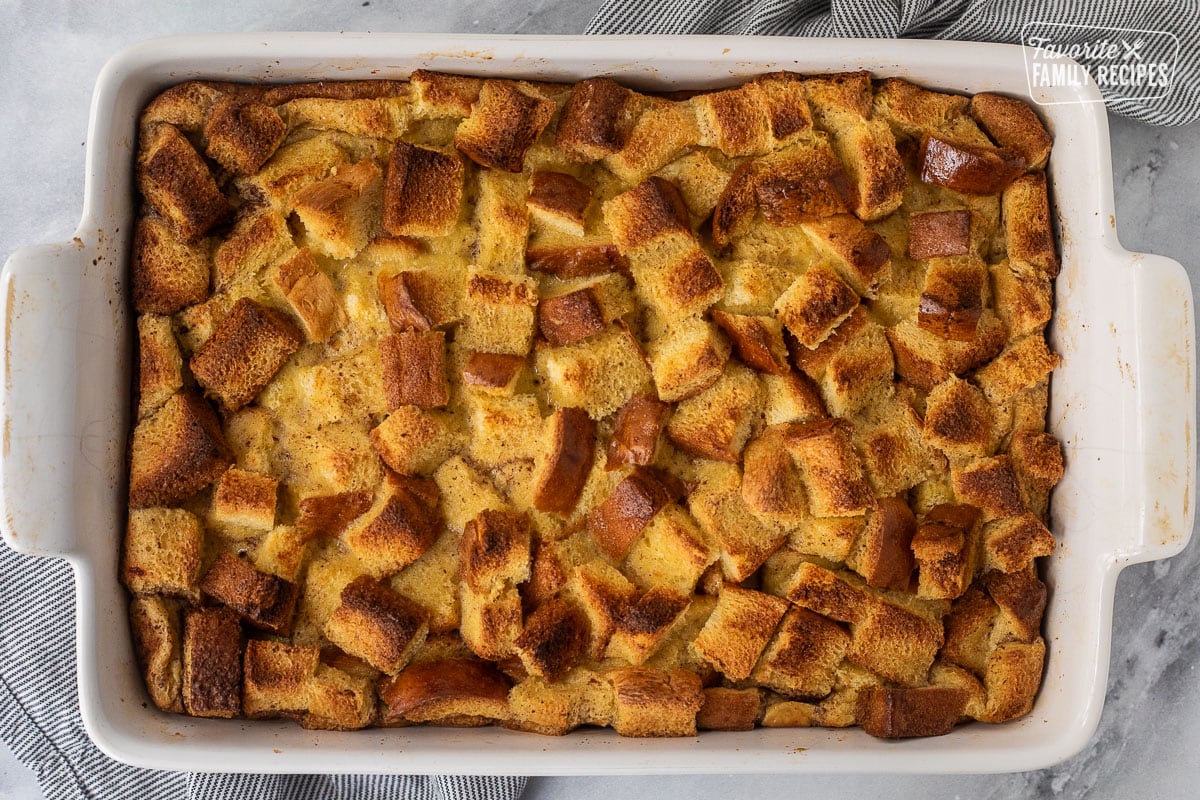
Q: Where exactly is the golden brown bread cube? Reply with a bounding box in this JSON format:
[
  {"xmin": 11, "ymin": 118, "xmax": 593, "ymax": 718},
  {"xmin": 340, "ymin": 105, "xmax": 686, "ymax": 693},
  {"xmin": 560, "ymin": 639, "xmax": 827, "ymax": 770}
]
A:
[
  {"xmin": 712, "ymin": 310, "xmax": 790, "ymax": 376},
  {"xmin": 568, "ymin": 559, "xmax": 636, "ymax": 659},
  {"xmin": 370, "ymin": 405, "xmax": 461, "ymax": 477},
  {"xmin": 411, "ymin": 69, "xmax": 482, "ymax": 118},
  {"xmin": 379, "ymin": 330, "xmax": 450, "ymax": 410},
  {"xmin": 462, "ymin": 352, "xmax": 527, "ymax": 395},
  {"xmin": 604, "ymin": 176, "xmax": 692, "ymax": 254},
  {"xmin": 688, "ymin": 462, "xmax": 789, "ymax": 583},
  {"xmin": 666, "ymin": 362, "xmax": 764, "ymax": 462},
  {"xmin": 1003, "ymin": 171, "xmax": 1059, "ymax": 275},
  {"xmin": 128, "ymin": 391, "xmax": 234, "ymax": 508},
  {"xmin": 856, "ymin": 685, "xmax": 968, "ymax": 739},
  {"xmin": 752, "ymin": 607, "xmax": 851, "ymax": 700},
  {"xmin": 751, "ymin": 138, "xmax": 857, "ymax": 225},
  {"xmin": 292, "ymin": 160, "xmax": 383, "ymax": 260},
  {"xmin": 514, "ymin": 598, "xmax": 590, "ymax": 682},
  {"xmin": 951, "ymin": 455, "xmax": 1027, "ymax": 521},
  {"xmin": 912, "ymin": 504, "xmax": 983, "ymax": 600},
  {"xmin": 131, "ymin": 217, "xmax": 210, "ymax": 315},
  {"xmin": 136, "ymin": 314, "xmax": 183, "ymax": 420},
  {"xmin": 203, "ymin": 97, "xmax": 286, "ymax": 176},
  {"xmin": 784, "ymin": 562, "xmax": 871, "ymax": 624},
  {"xmin": 137, "ymin": 123, "xmax": 228, "ymax": 242},
  {"xmin": 607, "ymin": 394, "xmax": 669, "ymax": 469},
  {"xmin": 273, "ymin": 248, "xmax": 346, "ymax": 343},
  {"xmin": 507, "ymin": 668, "xmax": 615, "ymax": 735},
  {"xmin": 909, "ymin": 210, "xmax": 972, "ymax": 259},
  {"xmin": 922, "ymin": 376, "xmax": 997, "ymax": 460},
  {"xmin": 211, "ymin": 467, "xmax": 278, "ymax": 531},
  {"xmin": 846, "ymin": 599, "xmax": 943, "ymax": 687},
  {"xmin": 603, "ymin": 98, "xmax": 700, "ymax": 185},
  {"xmin": 983, "ymin": 569, "xmax": 1047, "ymax": 644},
  {"xmin": 978, "ymin": 637, "xmax": 1045, "ymax": 722},
  {"xmin": 555, "ymin": 77, "xmax": 640, "ymax": 162},
  {"xmin": 917, "ymin": 134, "xmax": 1025, "ymax": 196},
  {"xmin": 537, "ymin": 288, "xmax": 608, "ymax": 347},
  {"xmin": 802, "ymin": 215, "xmax": 892, "ymax": 298},
  {"xmin": 536, "ymin": 325, "xmax": 654, "ymax": 419},
  {"xmin": 787, "ymin": 419, "xmax": 873, "ymax": 518},
  {"xmin": 587, "ymin": 467, "xmax": 683, "ymax": 561},
  {"xmin": 459, "ymin": 510, "xmax": 533, "ymax": 593},
  {"xmin": 774, "ymin": 265, "xmax": 860, "ymax": 350},
  {"xmin": 605, "ymin": 586, "xmax": 692, "ymax": 665},
  {"xmin": 303, "ymin": 663, "xmax": 377, "ymax": 730},
  {"xmin": 241, "ymin": 639, "xmax": 320, "ymax": 718},
  {"xmin": 991, "ymin": 259, "xmax": 1053, "ymax": 339},
  {"xmin": 130, "ymin": 595, "xmax": 184, "ymax": 712},
  {"xmin": 383, "ymin": 142, "xmax": 464, "ymax": 237},
  {"xmin": 741, "ymin": 424, "xmax": 808, "ymax": 525},
  {"xmin": 343, "ymin": 477, "xmax": 443, "ymax": 576},
  {"xmin": 324, "ymin": 575, "xmax": 429, "ymax": 674},
  {"xmin": 455, "ymin": 80, "xmax": 556, "ymax": 172},
  {"xmin": 693, "ymin": 82, "xmax": 778, "ymax": 158},
  {"xmin": 190, "ymin": 298, "xmax": 303, "ymax": 412},
  {"xmin": 610, "ymin": 666, "xmax": 703, "ymax": 737},
  {"xmin": 646, "ymin": 317, "xmax": 730, "ymax": 403},
  {"xmin": 696, "ymin": 687, "xmax": 762, "ymax": 731},
  {"xmin": 532, "ymin": 408, "xmax": 596, "ymax": 515},
  {"xmin": 200, "ymin": 552, "xmax": 300, "ymax": 635},
  {"xmin": 692, "ymin": 586, "xmax": 789, "ymax": 681},
  {"xmin": 526, "ymin": 243, "xmax": 628, "ymax": 279},
  {"xmin": 623, "ymin": 505, "xmax": 717, "ymax": 595},
  {"xmin": 969, "ymin": 93, "xmax": 1052, "ymax": 170},
  {"xmin": 528, "ymin": 171, "xmax": 592, "ymax": 236},
  {"xmin": 846, "ymin": 497, "xmax": 917, "ymax": 591},
  {"xmin": 983, "ymin": 513, "xmax": 1056, "ymax": 573},
  {"xmin": 182, "ymin": 606, "xmax": 243, "ymax": 718},
  {"xmin": 918, "ymin": 256, "xmax": 988, "ymax": 342},
  {"xmin": 459, "ymin": 271, "xmax": 539, "ymax": 356},
  {"xmin": 380, "ymin": 658, "xmax": 510, "ymax": 724}
]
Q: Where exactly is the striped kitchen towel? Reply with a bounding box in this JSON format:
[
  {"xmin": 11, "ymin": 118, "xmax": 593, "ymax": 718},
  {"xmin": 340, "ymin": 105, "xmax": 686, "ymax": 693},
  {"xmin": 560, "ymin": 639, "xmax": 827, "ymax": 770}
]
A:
[
  {"xmin": 587, "ymin": 0, "xmax": 1200, "ymax": 126},
  {"xmin": 0, "ymin": 546, "xmax": 526, "ymax": 800}
]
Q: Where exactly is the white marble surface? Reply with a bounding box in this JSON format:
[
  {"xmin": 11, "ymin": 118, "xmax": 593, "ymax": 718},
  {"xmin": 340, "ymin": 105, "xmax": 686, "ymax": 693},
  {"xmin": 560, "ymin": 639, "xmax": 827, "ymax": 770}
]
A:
[{"xmin": 1, "ymin": 1, "xmax": 1197, "ymax": 798}]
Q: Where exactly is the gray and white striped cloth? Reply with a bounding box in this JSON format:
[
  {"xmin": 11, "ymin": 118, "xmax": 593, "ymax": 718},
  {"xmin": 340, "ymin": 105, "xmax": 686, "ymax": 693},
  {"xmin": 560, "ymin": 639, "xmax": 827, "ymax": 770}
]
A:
[
  {"xmin": 587, "ymin": 0, "xmax": 1200, "ymax": 126},
  {"xmin": 0, "ymin": 546, "xmax": 526, "ymax": 800}
]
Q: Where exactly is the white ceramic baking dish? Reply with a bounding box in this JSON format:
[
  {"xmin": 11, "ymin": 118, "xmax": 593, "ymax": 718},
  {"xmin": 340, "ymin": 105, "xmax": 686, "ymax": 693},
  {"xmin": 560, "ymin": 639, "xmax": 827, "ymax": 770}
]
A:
[{"xmin": 0, "ymin": 33, "xmax": 1194, "ymax": 776}]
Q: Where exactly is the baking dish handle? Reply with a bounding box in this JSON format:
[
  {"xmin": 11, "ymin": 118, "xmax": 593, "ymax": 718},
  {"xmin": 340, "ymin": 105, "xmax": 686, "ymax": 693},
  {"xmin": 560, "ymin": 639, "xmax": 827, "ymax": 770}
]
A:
[
  {"xmin": 0, "ymin": 242, "xmax": 89, "ymax": 559},
  {"xmin": 1123, "ymin": 252, "xmax": 1197, "ymax": 563}
]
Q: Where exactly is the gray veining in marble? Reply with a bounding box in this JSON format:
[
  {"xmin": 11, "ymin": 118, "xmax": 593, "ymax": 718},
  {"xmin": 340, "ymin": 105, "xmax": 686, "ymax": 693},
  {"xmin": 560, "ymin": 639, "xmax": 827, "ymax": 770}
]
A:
[{"xmin": 1, "ymin": 1, "xmax": 1198, "ymax": 798}]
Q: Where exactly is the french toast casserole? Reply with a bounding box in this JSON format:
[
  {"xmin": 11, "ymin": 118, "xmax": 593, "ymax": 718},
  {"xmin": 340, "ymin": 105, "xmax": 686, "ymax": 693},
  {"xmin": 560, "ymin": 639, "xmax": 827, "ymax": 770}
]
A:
[{"xmin": 123, "ymin": 68, "xmax": 1062, "ymax": 739}]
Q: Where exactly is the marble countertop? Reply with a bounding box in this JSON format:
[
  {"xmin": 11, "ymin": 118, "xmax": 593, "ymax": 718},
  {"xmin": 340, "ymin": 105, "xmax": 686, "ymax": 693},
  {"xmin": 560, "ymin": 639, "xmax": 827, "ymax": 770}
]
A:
[{"xmin": 1, "ymin": 2, "xmax": 1197, "ymax": 798}]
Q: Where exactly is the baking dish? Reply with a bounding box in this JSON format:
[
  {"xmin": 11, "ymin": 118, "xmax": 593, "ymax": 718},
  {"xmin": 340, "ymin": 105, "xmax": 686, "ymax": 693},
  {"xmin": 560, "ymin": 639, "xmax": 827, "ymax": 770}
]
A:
[{"xmin": 0, "ymin": 32, "xmax": 1193, "ymax": 775}]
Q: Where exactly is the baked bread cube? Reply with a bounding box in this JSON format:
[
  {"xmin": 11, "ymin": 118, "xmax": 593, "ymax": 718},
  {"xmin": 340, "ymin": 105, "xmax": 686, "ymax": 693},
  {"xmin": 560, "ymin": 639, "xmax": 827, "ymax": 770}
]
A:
[
  {"xmin": 630, "ymin": 245, "xmax": 725, "ymax": 327},
  {"xmin": 190, "ymin": 298, "xmax": 303, "ymax": 411},
  {"xmin": 526, "ymin": 243, "xmax": 628, "ymax": 279},
  {"xmin": 787, "ymin": 419, "xmax": 873, "ymax": 518},
  {"xmin": 460, "ymin": 510, "xmax": 532, "ymax": 594},
  {"xmin": 917, "ymin": 134, "xmax": 1025, "ymax": 196},
  {"xmin": 211, "ymin": 467, "xmax": 278, "ymax": 531},
  {"xmin": 751, "ymin": 608, "xmax": 851, "ymax": 699},
  {"xmin": 382, "ymin": 142, "xmax": 464, "ymax": 237},
  {"xmin": 253, "ymin": 525, "xmax": 311, "ymax": 583},
  {"xmin": 696, "ymin": 687, "xmax": 762, "ymax": 731},
  {"xmin": 909, "ymin": 210, "xmax": 972, "ymax": 259},
  {"xmin": 918, "ymin": 255, "xmax": 988, "ymax": 342},
  {"xmin": 528, "ymin": 171, "xmax": 592, "ymax": 236},
  {"xmin": 802, "ymin": 215, "xmax": 891, "ymax": 298},
  {"xmin": 607, "ymin": 394, "xmax": 669, "ymax": 468},
  {"xmin": 762, "ymin": 372, "xmax": 827, "ymax": 426},
  {"xmin": 378, "ymin": 269, "xmax": 462, "ymax": 333},
  {"xmin": 983, "ymin": 513, "xmax": 1056, "ymax": 573},
  {"xmin": 845, "ymin": 497, "xmax": 917, "ymax": 591},
  {"xmin": 242, "ymin": 639, "xmax": 320, "ymax": 718},
  {"xmin": 128, "ymin": 391, "xmax": 234, "ymax": 508},
  {"xmin": 978, "ymin": 637, "xmax": 1045, "ymax": 723},
  {"xmin": 688, "ymin": 462, "xmax": 789, "ymax": 582},
  {"xmin": 507, "ymin": 667, "xmax": 615, "ymax": 735},
  {"xmin": 587, "ymin": 467, "xmax": 683, "ymax": 561},
  {"xmin": 182, "ymin": 606, "xmax": 243, "ymax": 718},
  {"xmin": 666, "ymin": 362, "xmax": 764, "ymax": 462},
  {"xmin": 922, "ymin": 376, "xmax": 997, "ymax": 460},
  {"xmin": 343, "ymin": 477, "xmax": 443, "ymax": 576},
  {"xmin": 410, "ymin": 69, "xmax": 482, "ymax": 118},
  {"xmin": 912, "ymin": 504, "xmax": 983, "ymax": 600},
  {"xmin": 609, "ymin": 666, "xmax": 703, "ymax": 737},
  {"xmin": 846, "ymin": 599, "xmax": 943, "ymax": 686},
  {"xmin": 774, "ymin": 265, "xmax": 860, "ymax": 349},
  {"xmin": 646, "ymin": 317, "xmax": 730, "ymax": 403},
  {"xmin": 462, "ymin": 352, "xmax": 527, "ymax": 395},
  {"xmin": 983, "ymin": 568, "xmax": 1047, "ymax": 644},
  {"xmin": 380, "ymin": 658, "xmax": 510, "ymax": 724},
  {"xmin": 200, "ymin": 552, "xmax": 300, "ymax": 635},
  {"xmin": 324, "ymin": 575, "xmax": 429, "ymax": 674},
  {"xmin": 474, "ymin": 170, "xmax": 530, "ymax": 275},
  {"xmin": 459, "ymin": 582, "xmax": 524, "ymax": 661},
  {"xmin": 535, "ymin": 325, "xmax": 653, "ymax": 419},
  {"xmin": 751, "ymin": 138, "xmax": 857, "ymax": 226},
  {"xmin": 235, "ymin": 130, "xmax": 349, "ymax": 213},
  {"xmin": 785, "ymin": 562, "xmax": 871, "ymax": 624},
  {"xmin": 693, "ymin": 81, "xmax": 778, "ymax": 158},
  {"xmin": 816, "ymin": 320, "xmax": 895, "ymax": 418},
  {"xmin": 295, "ymin": 491, "xmax": 374, "ymax": 540},
  {"xmin": 555, "ymin": 77, "xmax": 640, "ymax": 162},
  {"xmin": 389, "ymin": 522, "xmax": 463, "ymax": 633},
  {"xmin": 656, "ymin": 150, "xmax": 731, "ymax": 219},
  {"xmin": 603, "ymin": 99, "xmax": 700, "ymax": 185},
  {"xmin": 370, "ymin": 405, "xmax": 461, "ymax": 476},
  {"xmin": 785, "ymin": 516, "xmax": 863, "ymax": 564},
  {"xmin": 991, "ymin": 259, "xmax": 1053, "ymax": 339},
  {"xmin": 605, "ymin": 587, "xmax": 692, "ymax": 665},
  {"xmin": 536, "ymin": 279, "xmax": 627, "ymax": 347},
  {"xmin": 130, "ymin": 596, "xmax": 184, "ymax": 712},
  {"xmin": 292, "ymin": 159, "xmax": 383, "ymax": 259},
  {"xmin": 856, "ymin": 684, "xmax": 968, "ymax": 739},
  {"xmin": 215, "ymin": 208, "xmax": 292, "ymax": 291},
  {"xmin": 885, "ymin": 314, "xmax": 1006, "ymax": 391},
  {"xmin": 623, "ymin": 505, "xmax": 717, "ymax": 594},
  {"xmin": 454, "ymin": 79, "xmax": 556, "ymax": 172},
  {"xmin": 131, "ymin": 217, "xmax": 210, "ymax": 314},
  {"xmin": 1008, "ymin": 429, "xmax": 1064, "ymax": 518},
  {"xmin": 203, "ymin": 97, "xmax": 286, "ymax": 176},
  {"xmin": 692, "ymin": 586, "xmax": 788, "ymax": 681},
  {"xmin": 532, "ymin": 408, "xmax": 596, "ymax": 514},
  {"xmin": 272, "ymin": 248, "xmax": 346, "ymax": 342},
  {"xmin": 567, "ymin": 559, "xmax": 636, "ymax": 659},
  {"xmin": 712, "ymin": 310, "xmax": 789, "ymax": 376},
  {"xmin": 458, "ymin": 271, "xmax": 539, "ymax": 356},
  {"xmin": 951, "ymin": 455, "xmax": 1028, "ymax": 522},
  {"xmin": 303, "ymin": 663, "xmax": 376, "ymax": 730},
  {"xmin": 379, "ymin": 330, "xmax": 449, "ymax": 410},
  {"xmin": 604, "ymin": 176, "xmax": 692, "ymax": 255},
  {"xmin": 514, "ymin": 598, "xmax": 589, "ymax": 681},
  {"xmin": 970, "ymin": 93, "xmax": 1052, "ymax": 170},
  {"xmin": 137, "ymin": 123, "xmax": 228, "ymax": 242},
  {"xmin": 136, "ymin": 314, "xmax": 183, "ymax": 420},
  {"xmin": 1003, "ymin": 171, "xmax": 1059, "ymax": 274},
  {"xmin": 741, "ymin": 425, "xmax": 808, "ymax": 525}
]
